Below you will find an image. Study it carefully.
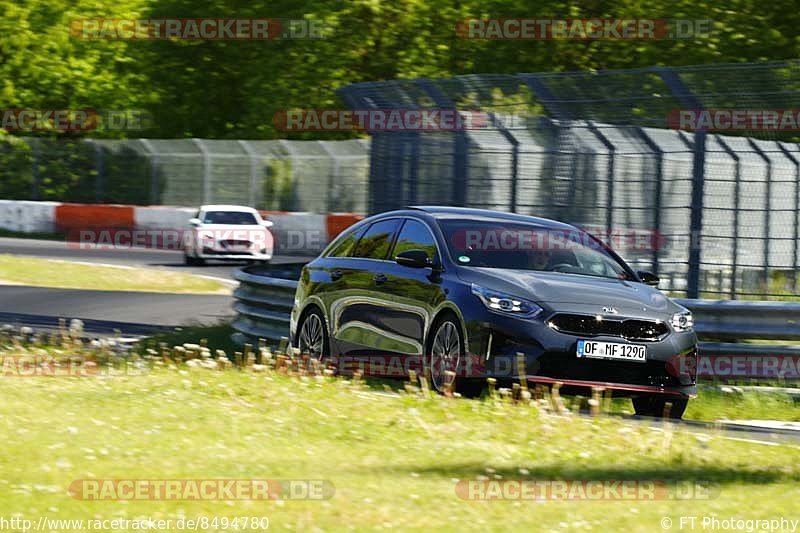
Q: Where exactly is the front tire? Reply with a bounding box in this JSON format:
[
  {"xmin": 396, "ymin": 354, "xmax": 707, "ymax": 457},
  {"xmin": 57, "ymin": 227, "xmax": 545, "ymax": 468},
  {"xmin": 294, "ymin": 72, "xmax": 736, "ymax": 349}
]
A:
[
  {"xmin": 632, "ymin": 396, "xmax": 688, "ymax": 419},
  {"xmin": 426, "ymin": 313, "xmax": 483, "ymax": 397},
  {"xmin": 184, "ymin": 251, "xmax": 205, "ymax": 266}
]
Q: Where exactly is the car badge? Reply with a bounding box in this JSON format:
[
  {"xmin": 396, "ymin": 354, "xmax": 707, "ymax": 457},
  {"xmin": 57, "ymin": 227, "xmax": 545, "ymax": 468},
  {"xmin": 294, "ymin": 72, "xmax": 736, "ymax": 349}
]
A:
[{"xmin": 602, "ymin": 306, "xmax": 618, "ymax": 314}]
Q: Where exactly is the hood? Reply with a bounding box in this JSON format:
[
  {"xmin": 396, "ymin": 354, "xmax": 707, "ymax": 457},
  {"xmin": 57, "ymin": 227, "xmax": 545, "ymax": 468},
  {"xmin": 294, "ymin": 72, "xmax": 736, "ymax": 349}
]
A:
[{"xmin": 459, "ymin": 267, "xmax": 680, "ymax": 316}]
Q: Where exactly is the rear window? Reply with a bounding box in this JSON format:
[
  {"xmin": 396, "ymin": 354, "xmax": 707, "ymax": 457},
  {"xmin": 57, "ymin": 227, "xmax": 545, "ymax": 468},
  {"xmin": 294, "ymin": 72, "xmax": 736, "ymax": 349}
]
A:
[
  {"xmin": 352, "ymin": 219, "xmax": 402, "ymax": 260},
  {"xmin": 328, "ymin": 226, "xmax": 366, "ymax": 258}
]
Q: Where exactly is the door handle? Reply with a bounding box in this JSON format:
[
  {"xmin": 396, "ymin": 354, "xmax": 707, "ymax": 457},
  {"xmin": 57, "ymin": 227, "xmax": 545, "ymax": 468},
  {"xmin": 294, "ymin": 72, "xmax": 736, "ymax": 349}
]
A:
[
  {"xmin": 373, "ymin": 273, "xmax": 388, "ymax": 284},
  {"xmin": 331, "ymin": 270, "xmax": 344, "ymax": 280}
]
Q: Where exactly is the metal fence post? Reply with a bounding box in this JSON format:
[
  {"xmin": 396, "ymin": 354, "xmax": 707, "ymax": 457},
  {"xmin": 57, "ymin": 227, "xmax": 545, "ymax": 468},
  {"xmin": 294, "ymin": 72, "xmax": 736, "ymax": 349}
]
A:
[
  {"xmin": 587, "ymin": 122, "xmax": 616, "ymax": 240},
  {"xmin": 238, "ymin": 140, "xmax": 260, "ymax": 208},
  {"xmin": 747, "ymin": 139, "xmax": 772, "ymax": 292},
  {"xmin": 408, "ymin": 134, "xmax": 420, "ymax": 205},
  {"xmin": 657, "ymin": 67, "xmax": 706, "ymax": 298},
  {"xmin": 715, "ymin": 136, "xmax": 742, "ymax": 298},
  {"xmin": 778, "ymin": 142, "xmax": 800, "ymax": 292},
  {"xmin": 687, "ymin": 131, "xmax": 707, "ymax": 299},
  {"xmin": 192, "ymin": 138, "xmax": 212, "ymax": 204},
  {"xmin": 415, "ymin": 79, "xmax": 467, "ymax": 206},
  {"xmin": 87, "ymin": 139, "xmax": 104, "ymax": 202},
  {"xmin": 279, "ymin": 140, "xmax": 299, "ymax": 211},
  {"xmin": 138, "ymin": 139, "xmax": 159, "ymax": 205},
  {"xmin": 635, "ymin": 128, "xmax": 664, "ymax": 276},
  {"xmin": 28, "ymin": 138, "xmax": 40, "ymax": 200},
  {"xmin": 490, "ymin": 113, "xmax": 520, "ymax": 212}
]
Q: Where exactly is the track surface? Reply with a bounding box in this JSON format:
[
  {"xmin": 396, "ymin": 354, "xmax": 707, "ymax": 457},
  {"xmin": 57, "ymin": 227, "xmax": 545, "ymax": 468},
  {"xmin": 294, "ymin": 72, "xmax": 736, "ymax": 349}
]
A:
[
  {"xmin": 0, "ymin": 285, "xmax": 233, "ymax": 335},
  {"xmin": 0, "ymin": 237, "xmax": 308, "ymax": 334},
  {"xmin": 0, "ymin": 237, "xmax": 309, "ymax": 279}
]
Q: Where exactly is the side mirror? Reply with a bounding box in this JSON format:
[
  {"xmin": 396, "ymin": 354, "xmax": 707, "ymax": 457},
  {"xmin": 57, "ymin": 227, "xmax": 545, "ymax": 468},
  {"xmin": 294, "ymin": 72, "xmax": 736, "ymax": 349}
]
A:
[
  {"xmin": 637, "ymin": 270, "xmax": 660, "ymax": 287},
  {"xmin": 189, "ymin": 218, "xmax": 202, "ymax": 227},
  {"xmin": 396, "ymin": 249, "xmax": 433, "ymax": 269},
  {"xmin": 261, "ymin": 220, "xmax": 274, "ymax": 228}
]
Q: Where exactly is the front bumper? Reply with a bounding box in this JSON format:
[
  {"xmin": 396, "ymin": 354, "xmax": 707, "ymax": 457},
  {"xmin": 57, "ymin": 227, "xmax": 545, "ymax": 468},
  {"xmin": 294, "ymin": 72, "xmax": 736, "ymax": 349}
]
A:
[
  {"xmin": 198, "ymin": 250, "xmax": 273, "ymax": 261},
  {"xmin": 462, "ymin": 307, "xmax": 698, "ymax": 398}
]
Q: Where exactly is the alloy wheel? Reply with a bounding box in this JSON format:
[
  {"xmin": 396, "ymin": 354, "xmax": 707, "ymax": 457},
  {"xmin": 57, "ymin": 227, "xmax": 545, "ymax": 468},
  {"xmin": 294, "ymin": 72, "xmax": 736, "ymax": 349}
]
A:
[
  {"xmin": 430, "ymin": 320, "xmax": 461, "ymax": 391},
  {"xmin": 298, "ymin": 313, "xmax": 325, "ymax": 359}
]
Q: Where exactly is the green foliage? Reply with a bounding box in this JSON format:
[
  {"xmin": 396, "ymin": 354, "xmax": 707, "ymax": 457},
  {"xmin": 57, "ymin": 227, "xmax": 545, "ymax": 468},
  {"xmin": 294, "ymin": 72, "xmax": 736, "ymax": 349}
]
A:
[{"xmin": 0, "ymin": 0, "xmax": 799, "ymax": 141}]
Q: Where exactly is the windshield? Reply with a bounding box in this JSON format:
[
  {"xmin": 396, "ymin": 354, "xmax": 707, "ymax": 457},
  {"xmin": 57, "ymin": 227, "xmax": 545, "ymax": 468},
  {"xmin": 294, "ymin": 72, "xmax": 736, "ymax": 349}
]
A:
[
  {"xmin": 202, "ymin": 211, "xmax": 258, "ymax": 225},
  {"xmin": 438, "ymin": 219, "xmax": 634, "ymax": 281}
]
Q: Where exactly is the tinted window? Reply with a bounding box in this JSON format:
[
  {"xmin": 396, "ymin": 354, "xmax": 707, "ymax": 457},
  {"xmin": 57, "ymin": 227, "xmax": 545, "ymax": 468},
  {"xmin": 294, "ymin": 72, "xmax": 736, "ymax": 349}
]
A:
[
  {"xmin": 352, "ymin": 219, "xmax": 401, "ymax": 260},
  {"xmin": 329, "ymin": 226, "xmax": 365, "ymax": 258},
  {"xmin": 438, "ymin": 219, "xmax": 633, "ymax": 280},
  {"xmin": 392, "ymin": 219, "xmax": 438, "ymax": 261},
  {"xmin": 203, "ymin": 211, "xmax": 258, "ymax": 225}
]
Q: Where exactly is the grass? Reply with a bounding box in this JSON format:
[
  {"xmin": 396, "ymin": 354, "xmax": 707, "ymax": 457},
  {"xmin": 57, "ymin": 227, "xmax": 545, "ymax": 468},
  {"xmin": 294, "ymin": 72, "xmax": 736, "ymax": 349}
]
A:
[
  {"xmin": 0, "ymin": 228, "xmax": 64, "ymax": 241},
  {"xmin": 0, "ymin": 254, "xmax": 229, "ymax": 294},
  {"xmin": 607, "ymin": 386, "xmax": 800, "ymax": 422},
  {"xmin": 1, "ymin": 338, "xmax": 800, "ymax": 531}
]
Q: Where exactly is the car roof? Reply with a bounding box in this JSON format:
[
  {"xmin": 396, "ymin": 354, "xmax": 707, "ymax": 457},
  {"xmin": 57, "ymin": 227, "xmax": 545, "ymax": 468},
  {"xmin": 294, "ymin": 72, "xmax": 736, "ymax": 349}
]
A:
[
  {"xmin": 406, "ymin": 206, "xmax": 577, "ymax": 230},
  {"xmin": 200, "ymin": 204, "xmax": 258, "ymax": 212}
]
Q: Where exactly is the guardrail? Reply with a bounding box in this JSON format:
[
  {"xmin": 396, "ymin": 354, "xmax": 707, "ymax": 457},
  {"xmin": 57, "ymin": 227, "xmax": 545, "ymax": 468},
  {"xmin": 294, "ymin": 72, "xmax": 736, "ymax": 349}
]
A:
[
  {"xmin": 231, "ymin": 265, "xmax": 301, "ymax": 345},
  {"xmin": 231, "ymin": 266, "xmax": 800, "ymax": 379}
]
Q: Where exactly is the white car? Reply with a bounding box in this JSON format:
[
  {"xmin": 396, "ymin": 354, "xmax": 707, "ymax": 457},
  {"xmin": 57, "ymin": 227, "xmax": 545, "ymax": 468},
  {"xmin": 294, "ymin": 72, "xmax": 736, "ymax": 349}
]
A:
[{"xmin": 184, "ymin": 205, "xmax": 274, "ymax": 265}]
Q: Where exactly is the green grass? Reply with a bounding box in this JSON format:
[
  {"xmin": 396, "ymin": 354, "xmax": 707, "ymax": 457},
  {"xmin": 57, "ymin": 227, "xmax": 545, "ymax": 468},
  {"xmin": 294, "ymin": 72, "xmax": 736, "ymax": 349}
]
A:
[
  {"xmin": 140, "ymin": 322, "xmax": 241, "ymax": 355},
  {"xmin": 0, "ymin": 254, "xmax": 229, "ymax": 294},
  {"xmin": 1, "ymin": 343, "xmax": 800, "ymax": 531},
  {"xmin": 606, "ymin": 385, "xmax": 800, "ymax": 422},
  {"xmin": 0, "ymin": 228, "xmax": 65, "ymax": 241}
]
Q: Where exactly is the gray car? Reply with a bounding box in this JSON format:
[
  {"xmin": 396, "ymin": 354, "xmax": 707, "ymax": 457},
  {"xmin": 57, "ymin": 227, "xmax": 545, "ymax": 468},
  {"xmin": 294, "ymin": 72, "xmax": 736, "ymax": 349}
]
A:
[{"xmin": 290, "ymin": 207, "xmax": 698, "ymax": 418}]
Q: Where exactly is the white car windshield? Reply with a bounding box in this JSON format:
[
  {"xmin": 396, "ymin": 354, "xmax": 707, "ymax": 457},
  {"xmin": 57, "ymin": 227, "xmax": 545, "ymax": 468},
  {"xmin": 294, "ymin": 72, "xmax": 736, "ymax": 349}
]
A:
[{"xmin": 202, "ymin": 211, "xmax": 258, "ymax": 225}]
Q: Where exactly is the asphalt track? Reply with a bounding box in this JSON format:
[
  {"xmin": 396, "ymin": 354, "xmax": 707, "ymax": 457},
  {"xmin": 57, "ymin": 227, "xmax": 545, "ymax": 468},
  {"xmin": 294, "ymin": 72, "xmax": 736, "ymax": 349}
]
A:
[{"xmin": 0, "ymin": 237, "xmax": 308, "ymax": 335}]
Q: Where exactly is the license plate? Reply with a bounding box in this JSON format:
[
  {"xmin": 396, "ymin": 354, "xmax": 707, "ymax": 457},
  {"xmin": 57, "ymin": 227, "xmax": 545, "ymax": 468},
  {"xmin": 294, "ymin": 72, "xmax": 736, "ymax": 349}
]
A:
[{"xmin": 576, "ymin": 340, "xmax": 646, "ymax": 362}]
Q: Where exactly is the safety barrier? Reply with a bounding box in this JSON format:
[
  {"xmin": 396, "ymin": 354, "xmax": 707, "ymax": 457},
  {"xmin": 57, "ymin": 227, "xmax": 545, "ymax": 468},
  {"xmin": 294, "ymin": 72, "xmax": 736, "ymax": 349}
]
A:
[{"xmin": 0, "ymin": 200, "xmax": 362, "ymax": 254}]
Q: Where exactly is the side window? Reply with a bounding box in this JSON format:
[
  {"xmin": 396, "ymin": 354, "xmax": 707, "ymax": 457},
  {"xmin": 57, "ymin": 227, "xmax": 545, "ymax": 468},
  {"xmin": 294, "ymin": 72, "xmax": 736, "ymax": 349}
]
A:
[
  {"xmin": 392, "ymin": 219, "xmax": 439, "ymax": 261},
  {"xmin": 329, "ymin": 226, "xmax": 366, "ymax": 258},
  {"xmin": 352, "ymin": 219, "xmax": 402, "ymax": 260}
]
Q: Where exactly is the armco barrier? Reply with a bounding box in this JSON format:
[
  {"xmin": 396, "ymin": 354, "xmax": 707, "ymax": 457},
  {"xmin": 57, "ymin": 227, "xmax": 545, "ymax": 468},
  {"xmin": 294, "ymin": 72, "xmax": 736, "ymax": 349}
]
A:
[
  {"xmin": 231, "ymin": 265, "xmax": 304, "ymax": 343},
  {"xmin": 232, "ymin": 268, "xmax": 800, "ymax": 380}
]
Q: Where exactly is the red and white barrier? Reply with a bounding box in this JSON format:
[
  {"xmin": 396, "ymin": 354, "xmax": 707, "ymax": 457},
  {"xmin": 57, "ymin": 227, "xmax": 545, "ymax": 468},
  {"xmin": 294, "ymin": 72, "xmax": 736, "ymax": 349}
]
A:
[{"xmin": 0, "ymin": 200, "xmax": 363, "ymax": 254}]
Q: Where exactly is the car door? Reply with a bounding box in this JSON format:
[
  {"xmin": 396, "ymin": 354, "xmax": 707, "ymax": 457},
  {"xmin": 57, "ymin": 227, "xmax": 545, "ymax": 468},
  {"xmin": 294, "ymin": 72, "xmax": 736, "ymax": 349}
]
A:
[
  {"xmin": 331, "ymin": 218, "xmax": 404, "ymax": 356},
  {"xmin": 367, "ymin": 218, "xmax": 448, "ymax": 374}
]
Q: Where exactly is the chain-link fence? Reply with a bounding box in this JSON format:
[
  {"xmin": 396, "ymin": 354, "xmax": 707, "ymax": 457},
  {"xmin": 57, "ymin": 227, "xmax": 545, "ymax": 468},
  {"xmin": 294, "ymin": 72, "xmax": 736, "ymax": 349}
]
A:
[
  {"xmin": 0, "ymin": 138, "xmax": 370, "ymax": 213},
  {"xmin": 338, "ymin": 61, "xmax": 800, "ymax": 300}
]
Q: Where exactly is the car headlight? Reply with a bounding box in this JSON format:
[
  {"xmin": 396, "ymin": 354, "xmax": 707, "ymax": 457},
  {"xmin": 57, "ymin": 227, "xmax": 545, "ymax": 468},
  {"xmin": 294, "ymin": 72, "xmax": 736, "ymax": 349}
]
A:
[
  {"xmin": 471, "ymin": 284, "xmax": 543, "ymax": 318},
  {"xmin": 199, "ymin": 232, "xmax": 215, "ymax": 245},
  {"xmin": 671, "ymin": 312, "xmax": 694, "ymax": 332}
]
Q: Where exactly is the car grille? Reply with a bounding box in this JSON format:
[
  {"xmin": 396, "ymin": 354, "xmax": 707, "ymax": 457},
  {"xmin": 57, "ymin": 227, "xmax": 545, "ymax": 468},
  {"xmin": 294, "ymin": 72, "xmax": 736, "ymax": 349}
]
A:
[
  {"xmin": 222, "ymin": 239, "xmax": 252, "ymax": 247},
  {"xmin": 547, "ymin": 313, "xmax": 670, "ymax": 342}
]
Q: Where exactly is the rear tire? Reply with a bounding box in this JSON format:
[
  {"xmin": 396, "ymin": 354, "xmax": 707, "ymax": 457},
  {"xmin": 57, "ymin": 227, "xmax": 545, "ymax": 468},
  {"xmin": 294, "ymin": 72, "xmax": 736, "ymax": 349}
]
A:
[
  {"xmin": 632, "ymin": 396, "xmax": 688, "ymax": 419},
  {"xmin": 296, "ymin": 308, "xmax": 329, "ymax": 361}
]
